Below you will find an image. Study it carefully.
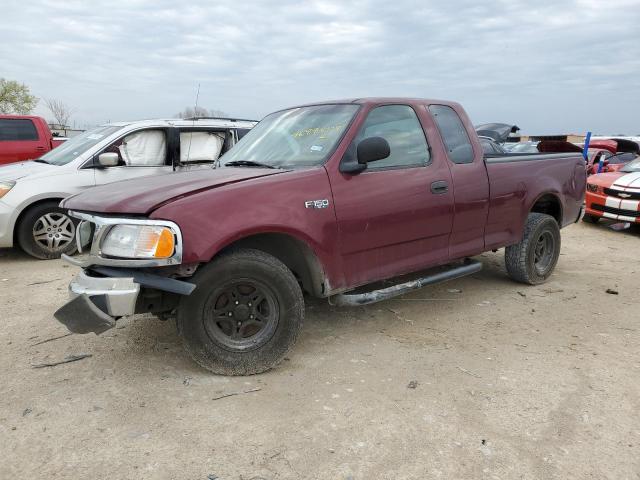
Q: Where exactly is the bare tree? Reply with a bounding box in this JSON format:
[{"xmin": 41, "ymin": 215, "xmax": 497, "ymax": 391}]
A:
[
  {"xmin": 44, "ymin": 98, "xmax": 74, "ymax": 127},
  {"xmin": 175, "ymin": 106, "xmax": 228, "ymax": 119}
]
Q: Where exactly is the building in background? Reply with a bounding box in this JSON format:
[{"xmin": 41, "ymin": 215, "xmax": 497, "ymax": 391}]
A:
[{"xmin": 48, "ymin": 123, "xmax": 85, "ymax": 138}]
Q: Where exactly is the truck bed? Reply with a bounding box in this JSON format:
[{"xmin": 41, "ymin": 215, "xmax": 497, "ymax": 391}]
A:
[{"xmin": 483, "ymin": 152, "xmax": 585, "ymax": 250}]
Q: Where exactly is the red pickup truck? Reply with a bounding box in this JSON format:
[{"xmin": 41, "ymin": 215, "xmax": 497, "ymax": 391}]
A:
[
  {"xmin": 0, "ymin": 115, "xmax": 65, "ymax": 165},
  {"xmin": 54, "ymin": 98, "xmax": 586, "ymax": 375}
]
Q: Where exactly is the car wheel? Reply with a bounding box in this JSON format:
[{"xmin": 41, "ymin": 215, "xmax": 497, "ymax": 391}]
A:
[
  {"xmin": 17, "ymin": 201, "xmax": 78, "ymax": 260},
  {"xmin": 505, "ymin": 213, "xmax": 561, "ymax": 285},
  {"xmin": 582, "ymin": 213, "xmax": 600, "ymax": 224},
  {"xmin": 177, "ymin": 248, "xmax": 304, "ymax": 375}
]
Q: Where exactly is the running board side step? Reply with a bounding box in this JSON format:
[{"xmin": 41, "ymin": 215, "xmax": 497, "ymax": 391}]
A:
[{"xmin": 328, "ymin": 259, "xmax": 482, "ymax": 307}]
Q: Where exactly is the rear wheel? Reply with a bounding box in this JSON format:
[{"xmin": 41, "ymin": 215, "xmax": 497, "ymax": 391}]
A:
[
  {"xmin": 17, "ymin": 201, "xmax": 77, "ymax": 259},
  {"xmin": 582, "ymin": 213, "xmax": 600, "ymax": 224},
  {"xmin": 177, "ymin": 249, "xmax": 304, "ymax": 375},
  {"xmin": 505, "ymin": 213, "xmax": 561, "ymax": 285}
]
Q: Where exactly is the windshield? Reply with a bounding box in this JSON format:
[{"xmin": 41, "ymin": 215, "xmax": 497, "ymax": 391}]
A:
[
  {"xmin": 38, "ymin": 125, "xmax": 124, "ymax": 165},
  {"xmin": 609, "ymin": 152, "xmax": 637, "ymax": 164},
  {"xmin": 620, "ymin": 157, "xmax": 640, "ymax": 173},
  {"xmin": 220, "ymin": 104, "xmax": 359, "ymax": 168}
]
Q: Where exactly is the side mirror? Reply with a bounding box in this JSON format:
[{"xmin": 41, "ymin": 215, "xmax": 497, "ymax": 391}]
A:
[
  {"xmin": 97, "ymin": 152, "xmax": 119, "ymax": 167},
  {"xmin": 357, "ymin": 137, "xmax": 390, "ymax": 164}
]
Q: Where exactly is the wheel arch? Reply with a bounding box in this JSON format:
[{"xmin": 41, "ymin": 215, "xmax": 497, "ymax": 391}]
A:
[
  {"xmin": 215, "ymin": 232, "xmax": 329, "ymax": 297},
  {"xmin": 529, "ymin": 192, "xmax": 563, "ymax": 225},
  {"xmin": 13, "ymin": 197, "xmax": 66, "ymax": 244}
]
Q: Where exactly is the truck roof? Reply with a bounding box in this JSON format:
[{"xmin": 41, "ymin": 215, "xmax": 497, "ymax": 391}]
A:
[
  {"xmin": 292, "ymin": 97, "xmax": 458, "ymax": 107},
  {"xmin": 280, "ymin": 97, "xmax": 462, "ymax": 111}
]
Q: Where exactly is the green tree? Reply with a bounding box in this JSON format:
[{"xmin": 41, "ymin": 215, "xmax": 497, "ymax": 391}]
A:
[{"xmin": 0, "ymin": 78, "xmax": 38, "ymax": 114}]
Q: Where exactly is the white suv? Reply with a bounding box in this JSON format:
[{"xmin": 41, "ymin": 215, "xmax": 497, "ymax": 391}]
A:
[{"xmin": 0, "ymin": 117, "xmax": 256, "ymax": 259}]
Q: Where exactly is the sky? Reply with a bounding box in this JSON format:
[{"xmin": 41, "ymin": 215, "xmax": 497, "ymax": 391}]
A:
[{"xmin": 1, "ymin": 0, "xmax": 639, "ymax": 134}]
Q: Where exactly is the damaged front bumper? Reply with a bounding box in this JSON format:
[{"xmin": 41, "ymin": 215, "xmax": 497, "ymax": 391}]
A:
[
  {"xmin": 54, "ymin": 270, "xmax": 140, "ymax": 334},
  {"xmin": 54, "ymin": 266, "xmax": 196, "ymax": 335}
]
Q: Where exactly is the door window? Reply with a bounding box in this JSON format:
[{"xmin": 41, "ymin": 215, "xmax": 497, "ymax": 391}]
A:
[
  {"xmin": 179, "ymin": 131, "xmax": 225, "ymax": 162},
  {"xmin": 429, "ymin": 105, "xmax": 474, "ymax": 164},
  {"xmin": 355, "ymin": 105, "xmax": 430, "ymax": 170},
  {"xmin": 117, "ymin": 130, "xmax": 167, "ymax": 166},
  {"xmin": 0, "ymin": 119, "xmax": 38, "ymax": 141}
]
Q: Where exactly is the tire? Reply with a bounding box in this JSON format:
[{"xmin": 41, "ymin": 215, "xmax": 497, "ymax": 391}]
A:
[
  {"xmin": 177, "ymin": 249, "xmax": 304, "ymax": 375},
  {"xmin": 582, "ymin": 213, "xmax": 600, "ymax": 224},
  {"xmin": 17, "ymin": 201, "xmax": 78, "ymax": 260},
  {"xmin": 505, "ymin": 213, "xmax": 561, "ymax": 285}
]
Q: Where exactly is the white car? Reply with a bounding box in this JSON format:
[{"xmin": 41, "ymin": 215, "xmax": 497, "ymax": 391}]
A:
[{"xmin": 0, "ymin": 117, "xmax": 256, "ymax": 259}]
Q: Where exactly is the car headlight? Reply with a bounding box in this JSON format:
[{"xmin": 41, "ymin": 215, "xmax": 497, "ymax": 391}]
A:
[
  {"xmin": 586, "ymin": 183, "xmax": 599, "ymax": 193},
  {"xmin": 0, "ymin": 180, "xmax": 16, "ymax": 199},
  {"xmin": 101, "ymin": 224, "xmax": 176, "ymax": 259}
]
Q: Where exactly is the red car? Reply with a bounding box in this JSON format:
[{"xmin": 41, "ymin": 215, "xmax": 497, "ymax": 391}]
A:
[
  {"xmin": 584, "ymin": 157, "xmax": 640, "ymax": 224},
  {"xmin": 586, "ymin": 139, "xmax": 639, "ymax": 175},
  {"xmin": 0, "ymin": 115, "xmax": 66, "ymax": 165}
]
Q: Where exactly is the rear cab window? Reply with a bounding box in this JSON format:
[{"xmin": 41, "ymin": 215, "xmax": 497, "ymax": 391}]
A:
[
  {"xmin": 428, "ymin": 105, "xmax": 474, "ymax": 164},
  {"xmin": 0, "ymin": 118, "xmax": 38, "ymax": 141}
]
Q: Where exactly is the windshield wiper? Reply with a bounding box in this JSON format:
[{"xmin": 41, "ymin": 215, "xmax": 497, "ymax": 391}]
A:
[
  {"xmin": 224, "ymin": 160, "xmax": 277, "ymax": 169},
  {"xmin": 33, "ymin": 159, "xmax": 50, "ymax": 164}
]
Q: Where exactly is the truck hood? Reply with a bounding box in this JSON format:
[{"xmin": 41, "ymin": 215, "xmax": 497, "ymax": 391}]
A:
[
  {"xmin": 0, "ymin": 160, "xmax": 59, "ymax": 182},
  {"xmin": 590, "ymin": 139, "xmax": 640, "ymax": 154},
  {"xmin": 62, "ymin": 167, "xmax": 286, "ymax": 214}
]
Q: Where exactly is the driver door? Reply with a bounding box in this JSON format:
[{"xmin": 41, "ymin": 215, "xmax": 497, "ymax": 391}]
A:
[{"xmin": 330, "ymin": 104, "xmax": 454, "ymax": 287}]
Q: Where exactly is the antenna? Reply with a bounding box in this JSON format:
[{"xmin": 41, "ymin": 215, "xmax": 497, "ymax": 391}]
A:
[
  {"xmin": 183, "ymin": 83, "xmax": 200, "ymax": 166},
  {"xmin": 194, "ymin": 82, "xmax": 201, "ymax": 113}
]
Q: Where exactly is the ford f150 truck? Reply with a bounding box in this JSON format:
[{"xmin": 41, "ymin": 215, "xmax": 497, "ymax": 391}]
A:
[
  {"xmin": 0, "ymin": 115, "xmax": 66, "ymax": 165},
  {"xmin": 54, "ymin": 98, "xmax": 586, "ymax": 375}
]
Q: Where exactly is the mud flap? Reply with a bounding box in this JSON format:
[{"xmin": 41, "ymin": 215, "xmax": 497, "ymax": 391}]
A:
[{"xmin": 54, "ymin": 294, "xmax": 116, "ymax": 335}]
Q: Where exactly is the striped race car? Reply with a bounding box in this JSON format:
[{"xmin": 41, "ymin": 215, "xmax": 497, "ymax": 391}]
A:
[{"xmin": 584, "ymin": 156, "xmax": 640, "ymax": 224}]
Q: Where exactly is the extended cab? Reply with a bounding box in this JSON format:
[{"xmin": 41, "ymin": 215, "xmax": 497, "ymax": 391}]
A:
[
  {"xmin": 54, "ymin": 98, "xmax": 586, "ymax": 375},
  {"xmin": 0, "ymin": 115, "xmax": 66, "ymax": 165}
]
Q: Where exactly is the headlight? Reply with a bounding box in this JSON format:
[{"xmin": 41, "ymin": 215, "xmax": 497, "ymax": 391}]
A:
[
  {"xmin": 101, "ymin": 224, "xmax": 176, "ymax": 259},
  {"xmin": 586, "ymin": 183, "xmax": 599, "ymax": 193},
  {"xmin": 0, "ymin": 180, "xmax": 16, "ymax": 199}
]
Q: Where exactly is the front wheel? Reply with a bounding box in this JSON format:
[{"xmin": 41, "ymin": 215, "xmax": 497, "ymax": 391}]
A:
[
  {"xmin": 177, "ymin": 249, "xmax": 304, "ymax": 375},
  {"xmin": 505, "ymin": 213, "xmax": 561, "ymax": 285},
  {"xmin": 17, "ymin": 201, "xmax": 78, "ymax": 259}
]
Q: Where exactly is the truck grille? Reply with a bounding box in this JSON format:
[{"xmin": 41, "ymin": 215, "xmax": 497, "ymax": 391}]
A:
[
  {"xmin": 604, "ymin": 188, "xmax": 640, "ymax": 200},
  {"xmin": 592, "ymin": 204, "xmax": 640, "ymax": 218}
]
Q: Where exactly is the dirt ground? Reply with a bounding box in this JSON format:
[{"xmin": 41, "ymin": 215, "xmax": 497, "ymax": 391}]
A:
[{"xmin": 1, "ymin": 220, "xmax": 639, "ymax": 480}]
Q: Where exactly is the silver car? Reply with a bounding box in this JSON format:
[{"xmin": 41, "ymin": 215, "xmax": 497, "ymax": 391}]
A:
[{"xmin": 0, "ymin": 117, "xmax": 256, "ymax": 259}]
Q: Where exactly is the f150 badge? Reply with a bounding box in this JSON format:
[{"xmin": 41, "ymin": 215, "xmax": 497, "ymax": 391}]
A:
[{"xmin": 305, "ymin": 199, "xmax": 329, "ymax": 209}]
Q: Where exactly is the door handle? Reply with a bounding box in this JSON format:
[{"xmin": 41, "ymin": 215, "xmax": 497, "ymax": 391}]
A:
[
  {"xmin": 431, "ymin": 180, "xmax": 449, "ymax": 194},
  {"xmin": 35, "ymin": 146, "xmax": 46, "ymax": 151}
]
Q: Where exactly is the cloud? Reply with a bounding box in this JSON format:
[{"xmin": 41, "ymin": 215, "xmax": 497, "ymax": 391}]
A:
[{"xmin": 0, "ymin": 0, "xmax": 638, "ymax": 133}]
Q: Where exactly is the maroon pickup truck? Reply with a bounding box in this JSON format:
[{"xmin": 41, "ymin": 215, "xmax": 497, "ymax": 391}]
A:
[{"xmin": 54, "ymin": 98, "xmax": 586, "ymax": 375}]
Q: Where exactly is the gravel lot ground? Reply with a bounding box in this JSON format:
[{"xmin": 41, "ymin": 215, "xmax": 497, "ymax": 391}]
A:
[{"xmin": 1, "ymin": 221, "xmax": 639, "ymax": 480}]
